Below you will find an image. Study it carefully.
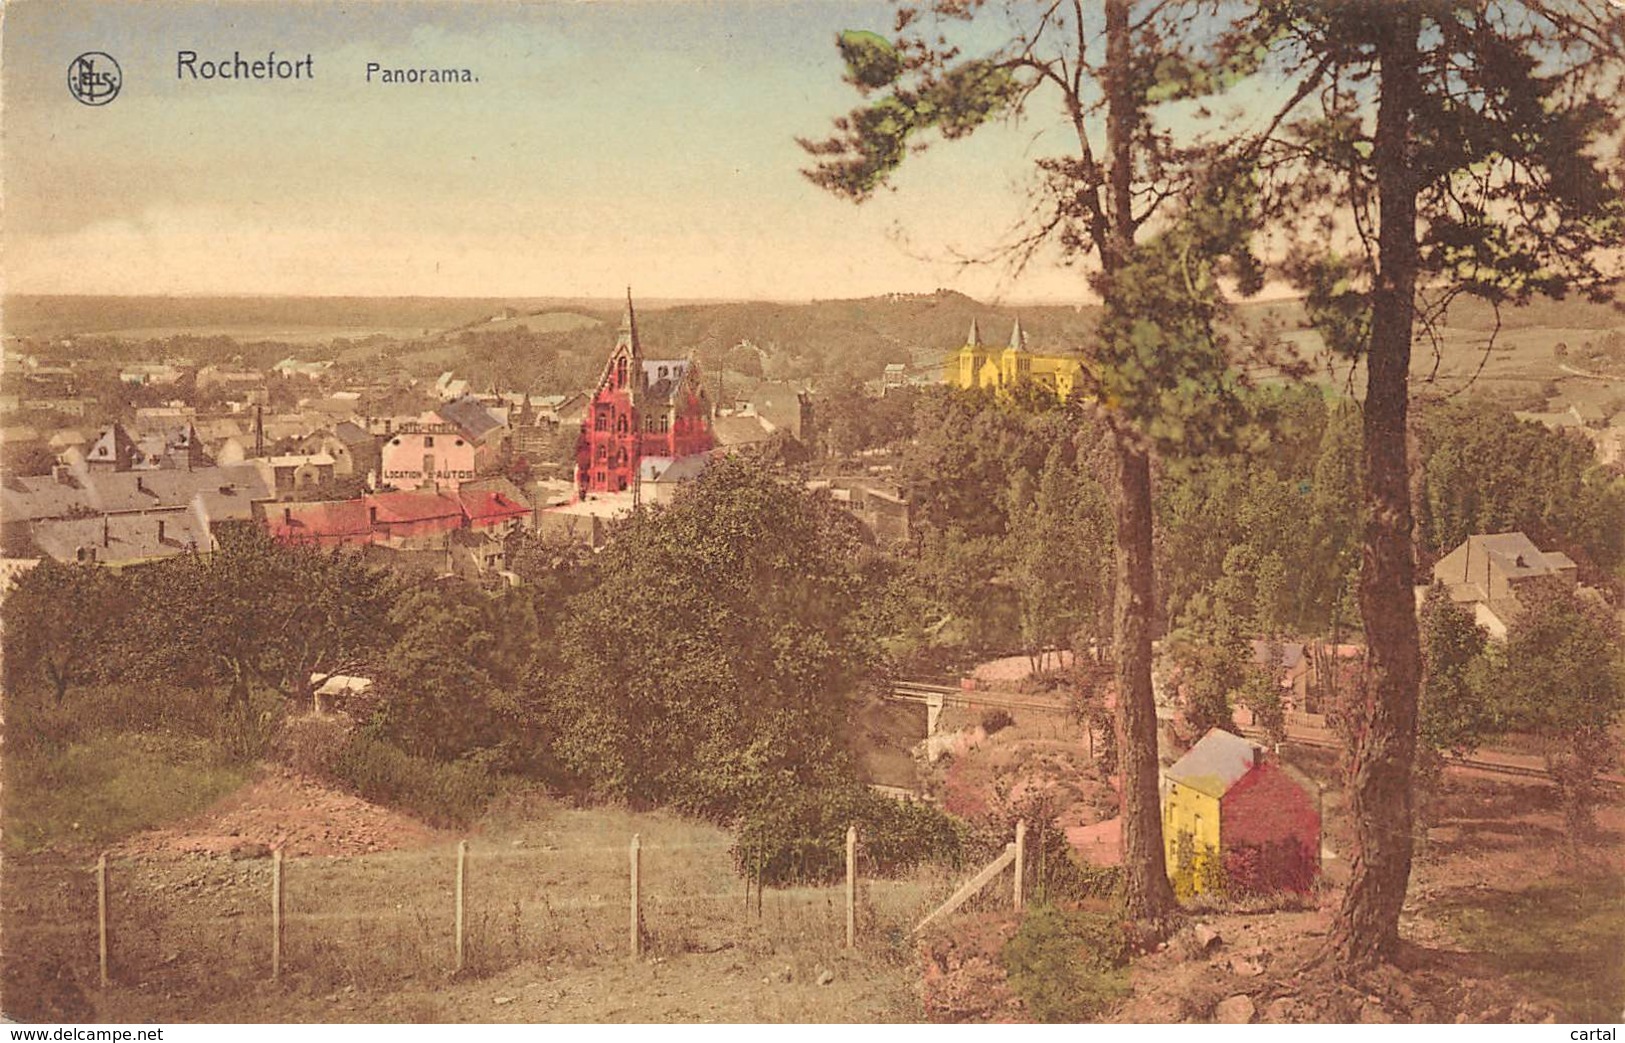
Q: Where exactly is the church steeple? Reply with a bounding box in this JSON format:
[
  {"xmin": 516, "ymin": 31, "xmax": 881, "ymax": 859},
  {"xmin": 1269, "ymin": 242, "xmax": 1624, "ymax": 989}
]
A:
[
  {"xmin": 1008, "ymin": 317, "xmax": 1027, "ymax": 351},
  {"xmin": 617, "ymin": 286, "xmax": 641, "ymax": 359},
  {"xmin": 966, "ymin": 318, "xmax": 982, "ymax": 348}
]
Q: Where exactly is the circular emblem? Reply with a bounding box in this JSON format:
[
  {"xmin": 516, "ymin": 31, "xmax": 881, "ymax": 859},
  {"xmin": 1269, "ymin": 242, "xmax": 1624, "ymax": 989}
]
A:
[{"xmin": 68, "ymin": 52, "xmax": 122, "ymax": 106}]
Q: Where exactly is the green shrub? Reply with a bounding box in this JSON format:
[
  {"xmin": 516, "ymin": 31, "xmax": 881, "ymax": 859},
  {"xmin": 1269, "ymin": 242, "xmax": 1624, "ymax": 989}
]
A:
[
  {"xmin": 332, "ymin": 734, "xmax": 501, "ymax": 829},
  {"xmin": 1001, "ymin": 900, "xmax": 1130, "ymax": 1022},
  {"xmin": 732, "ymin": 783, "xmax": 963, "ymax": 887},
  {"xmin": 217, "ymin": 688, "xmax": 284, "ymax": 766},
  {"xmin": 272, "ymin": 713, "xmax": 352, "ymax": 777}
]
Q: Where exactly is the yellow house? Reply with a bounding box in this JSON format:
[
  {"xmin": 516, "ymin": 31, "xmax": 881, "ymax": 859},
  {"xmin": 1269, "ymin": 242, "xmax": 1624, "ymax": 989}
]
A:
[
  {"xmin": 1162, "ymin": 728, "xmax": 1322, "ymax": 897},
  {"xmin": 942, "ymin": 318, "xmax": 1084, "ymax": 400}
]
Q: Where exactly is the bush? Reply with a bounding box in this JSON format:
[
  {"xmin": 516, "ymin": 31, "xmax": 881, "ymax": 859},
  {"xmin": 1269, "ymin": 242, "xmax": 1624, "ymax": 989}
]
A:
[
  {"xmin": 1170, "ymin": 830, "xmax": 1227, "ymax": 901},
  {"xmin": 1001, "ymin": 901, "xmax": 1130, "ymax": 1022},
  {"xmin": 271, "ymin": 713, "xmax": 353, "ymax": 777},
  {"xmin": 732, "ymin": 783, "xmax": 963, "ymax": 887},
  {"xmin": 332, "ymin": 734, "xmax": 502, "ymax": 829},
  {"xmin": 216, "ymin": 688, "xmax": 284, "ymax": 766},
  {"xmin": 981, "ymin": 709, "xmax": 1014, "ymax": 735}
]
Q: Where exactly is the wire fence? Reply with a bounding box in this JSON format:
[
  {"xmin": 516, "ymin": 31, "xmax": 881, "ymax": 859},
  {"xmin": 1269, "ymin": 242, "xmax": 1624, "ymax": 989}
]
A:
[{"xmin": 3, "ymin": 830, "xmax": 975, "ymax": 999}]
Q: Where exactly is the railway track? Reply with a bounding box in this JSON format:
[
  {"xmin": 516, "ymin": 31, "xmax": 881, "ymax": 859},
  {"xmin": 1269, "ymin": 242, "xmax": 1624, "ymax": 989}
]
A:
[
  {"xmin": 892, "ymin": 679, "xmax": 1604, "ymax": 786},
  {"xmin": 888, "ymin": 679, "xmax": 1072, "ymax": 716}
]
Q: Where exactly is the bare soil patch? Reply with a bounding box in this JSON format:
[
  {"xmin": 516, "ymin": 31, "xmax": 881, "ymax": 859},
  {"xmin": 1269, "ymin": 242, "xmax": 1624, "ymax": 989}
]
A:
[{"xmin": 108, "ymin": 766, "xmax": 448, "ymax": 859}]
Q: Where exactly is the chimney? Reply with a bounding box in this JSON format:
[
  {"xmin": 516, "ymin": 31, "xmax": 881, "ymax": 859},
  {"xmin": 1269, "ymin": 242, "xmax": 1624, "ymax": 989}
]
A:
[
  {"xmin": 157, "ymin": 519, "xmax": 166, "ymax": 543},
  {"xmin": 1253, "ymin": 744, "xmax": 1263, "ymax": 768},
  {"xmin": 283, "ymin": 506, "xmax": 292, "ymax": 525},
  {"xmin": 135, "ymin": 475, "xmax": 145, "ymax": 493},
  {"xmin": 369, "ymin": 505, "xmax": 378, "ymax": 526},
  {"xmin": 102, "ymin": 516, "xmax": 110, "ymax": 548}
]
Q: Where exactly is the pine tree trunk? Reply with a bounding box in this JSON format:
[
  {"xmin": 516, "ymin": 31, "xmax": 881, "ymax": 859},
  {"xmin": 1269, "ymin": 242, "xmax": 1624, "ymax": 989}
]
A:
[
  {"xmin": 1328, "ymin": 4, "xmax": 1423, "ymax": 972},
  {"xmin": 1111, "ymin": 433, "xmax": 1178, "ymax": 921},
  {"xmin": 1103, "ymin": 0, "xmax": 1177, "ymax": 923}
]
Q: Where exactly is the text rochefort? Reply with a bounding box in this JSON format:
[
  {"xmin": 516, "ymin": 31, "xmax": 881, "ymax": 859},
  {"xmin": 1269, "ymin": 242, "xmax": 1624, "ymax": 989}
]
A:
[{"xmin": 177, "ymin": 51, "xmax": 314, "ymax": 80}]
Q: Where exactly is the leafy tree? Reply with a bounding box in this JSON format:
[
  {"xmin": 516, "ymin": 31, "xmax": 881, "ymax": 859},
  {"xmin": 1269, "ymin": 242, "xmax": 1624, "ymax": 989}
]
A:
[
  {"xmin": 1008, "ymin": 443, "xmax": 1115, "ymax": 672},
  {"xmin": 506, "ymin": 529, "xmax": 599, "ymax": 654},
  {"xmin": 1246, "ymin": 0, "xmax": 1625, "ymax": 968},
  {"xmin": 1415, "ymin": 583, "xmax": 1492, "ymax": 824},
  {"xmin": 1238, "ymin": 654, "xmax": 1288, "ymax": 749},
  {"xmin": 149, "ymin": 527, "xmax": 397, "ymax": 712},
  {"xmin": 543, "ymin": 455, "xmax": 877, "ymax": 816},
  {"xmin": 374, "ymin": 581, "xmax": 501, "ymax": 762},
  {"xmin": 1169, "ymin": 640, "xmax": 1241, "ymax": 739},
  {"xmin": 1418, "ymin": 401, "xmax": 1625, "ymax": 579},
  {"xmin": 1, "ymin": 561, "xmax": 133, "ymax": 704},
  {"xmin": 1491, "ymin": 582, "xmax": 1624, "ymax": 840}
]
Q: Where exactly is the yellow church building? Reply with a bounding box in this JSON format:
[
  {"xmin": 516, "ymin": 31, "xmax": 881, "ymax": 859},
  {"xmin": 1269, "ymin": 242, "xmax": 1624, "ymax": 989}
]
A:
[{"xmin": 942, "ymin": 318, "xmax": 1085, "ymax": 400}]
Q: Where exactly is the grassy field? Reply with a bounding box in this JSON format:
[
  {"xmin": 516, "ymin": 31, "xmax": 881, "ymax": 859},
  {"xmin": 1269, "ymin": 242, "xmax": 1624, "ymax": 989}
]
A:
[
  {"xmin": 2, "ymin": 733, "xmax": 248, "ymax": 855},
  {"xmin": 1434, "ymin": 875, "xmax": 1625, "ymax": 1022},
  {"xmin": 0, "ymin": 706, "xmax": 955, "ymax": 1024}
]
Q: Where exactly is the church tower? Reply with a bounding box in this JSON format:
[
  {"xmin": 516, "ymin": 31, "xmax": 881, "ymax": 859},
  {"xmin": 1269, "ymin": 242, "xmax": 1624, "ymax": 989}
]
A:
[{"xmin": 950, "ymin": 318, "xmax": 989, "ymax": 388}]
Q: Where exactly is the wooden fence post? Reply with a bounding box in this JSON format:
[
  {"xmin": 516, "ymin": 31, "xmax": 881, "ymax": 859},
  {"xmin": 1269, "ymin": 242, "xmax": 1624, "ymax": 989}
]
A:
[
  {"xmin": 629, "ymin": 834, "xmax": 642, "ymax": 958},
  {"xmin": 96, "ymin": 854, "xmax": 109, "ymax": 988},
  {"xmin": 845, "ymin": 825, "xmax": 857, "ymax": 949},
  {"xmin": 1013, "ymin": 819, "xmax": 1027, "ymax": 912},
  {"xmin": 271, "ymin": 848, "xmax": 283, "ymax": 981},
  {"xmin": 455, "ymin": 839, "xmax": 467, "ymax": 973}
]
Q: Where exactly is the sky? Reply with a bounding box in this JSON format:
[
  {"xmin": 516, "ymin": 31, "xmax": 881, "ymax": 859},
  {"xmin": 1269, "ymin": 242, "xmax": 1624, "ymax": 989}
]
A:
[
  {"xmin": 0, "ymin": 0, "xmax": 1258, "ymax": 303},
  {"xmin": 3, "ymin": 0, "xmax": 1306, "ymax": 302}
]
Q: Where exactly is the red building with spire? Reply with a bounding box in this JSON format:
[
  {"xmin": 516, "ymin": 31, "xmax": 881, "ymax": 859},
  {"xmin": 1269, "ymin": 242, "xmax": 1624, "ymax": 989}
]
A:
[{"xmin": 575, "ymin": 291, "xmax": 714, "ymax": 497}]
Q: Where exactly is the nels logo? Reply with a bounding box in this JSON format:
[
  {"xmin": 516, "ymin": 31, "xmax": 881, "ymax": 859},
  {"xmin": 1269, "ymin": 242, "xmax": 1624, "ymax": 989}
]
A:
[{"xmin": 68, "ymin": 52, "xmax": 122, "ymax": 106}]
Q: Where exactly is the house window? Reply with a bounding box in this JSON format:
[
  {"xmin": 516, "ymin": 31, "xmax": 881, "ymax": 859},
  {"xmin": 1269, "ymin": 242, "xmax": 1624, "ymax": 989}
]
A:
[
  {"xmin": 659, "ymin": 415, "xmax": 669, "ymax": 433},
  {"xmin": 595, "ymin": 413, "xmax": 607, "ymax": 432},
  {"xmin": 425, "ymin": 436, "xmax": 435, "ymax": 448},
  {"xmin": 596, "ymin": 445, "xmax": 606, "ymax": 461},
  {"xmin": 616, "ymin": 415, "xmax": 628, "ymax": 434},
  {"xmin": 616, "ymin": 358, "xmax": 628, "ymax": 387},
  {"xmin": 659, "ymin": 366, "xmax": 668, "ymax": 378}
]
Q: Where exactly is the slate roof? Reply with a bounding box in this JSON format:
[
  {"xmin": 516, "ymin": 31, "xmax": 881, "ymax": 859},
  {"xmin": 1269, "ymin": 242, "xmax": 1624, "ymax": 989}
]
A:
[
  {"xmin": 1165, "ymin": 728, "xmax": 1260, "ymax": 800},
  {"xmin": 0, "ymin": 473, "xmax": 98, "ymax": 522},
  {"xmin": 1470, "ymin": 532, "xmax": 1575, "ymax": 577},
  {"xmin": 91, "ymin": 464, "xmax": 274, "ymax": 522},
  {"xmin": 640, "ymin": 360, "xmax": 691, "ymax": 403},
  {"xmin": 439, "ymin": 396, "xmax": 505, "ymax": 442},
  {"xmin": 712, "ymin": 414, "xmax": 774, "ymax": 447},
  {"xmin": 334, "ymin": 421, "xmax": 373, "ymax": 447},
  {"xmin": 644, "ymin": 454, "xmax": 709, "ymax": 484},
  {"xmin": 84, "ymin": 422, "xmax": 141, "ymax": 470},
  {"xmin": 1, "ymin": 463, "xmax": 273, "ymax": 525},
  {"xmin": 31, "ymin": 511, "xmax": 209, "ymax": 566}
]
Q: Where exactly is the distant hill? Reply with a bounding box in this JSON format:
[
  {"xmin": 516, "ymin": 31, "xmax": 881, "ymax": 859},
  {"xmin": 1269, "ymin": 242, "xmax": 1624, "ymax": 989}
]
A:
[{"xmin": 7, "ymin": 291, "xmax": 1618, "ymax": 406}]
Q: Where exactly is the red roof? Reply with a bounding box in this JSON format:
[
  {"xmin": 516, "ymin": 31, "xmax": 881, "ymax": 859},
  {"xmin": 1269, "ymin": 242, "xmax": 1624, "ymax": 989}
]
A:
[
  {"xmin": 364, "ymin": 490, "xmax": 463, "ymax": 525},
  {"xmin": 268, "ymin": 500, "xmax": 374, "ymax": 546},
  {"xmin": 457, "ymin": 488, "xmax": 530, "ymax": 527}
]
